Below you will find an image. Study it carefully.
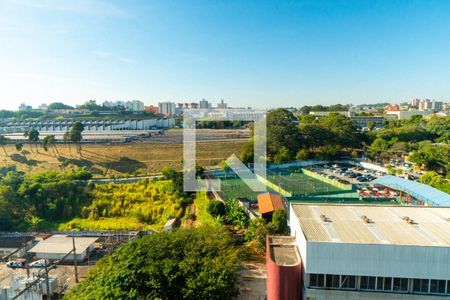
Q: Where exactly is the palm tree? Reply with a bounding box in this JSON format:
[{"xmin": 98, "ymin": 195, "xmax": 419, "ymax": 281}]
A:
[
  {"xmin": 42, "ymin": 135, "xmax": 58, "ymax": 156},
  {"xmin": 24, "ymin": 129, "xmax": 40, "ymax": 152},
  {"xmin": 0, "ymin": 135, "xmax": 9, "ymax": 156},
  {"xmin": 15, "ymin": 142, "xmax": 23, "ymax": 152},
  {"xmin": 70, "ymin": 122, "xmax": 84, "ymax": 154},
  {"xmin": 48, "ymin": 135, "xmax": 59, "ymax": 156},
  {"xmin": 64, "ymin": 131, "xmax": 72, "ymax": 156}
]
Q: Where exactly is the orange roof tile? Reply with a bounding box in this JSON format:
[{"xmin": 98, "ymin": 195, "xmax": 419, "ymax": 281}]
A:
[{"xmin": 257, "ymin": 192, "xmax": 285, "ymax": 214}]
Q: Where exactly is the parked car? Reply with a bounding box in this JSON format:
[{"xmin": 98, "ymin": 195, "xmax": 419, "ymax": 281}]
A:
[
  {"xmin": 338, "ymin": 179, "xmax": 350, "ymax": 185},
  {"xmin": 6, "ymin": 259, "xmax": 26, "ymax": 269},
  {"xmin": 30, "ymin": 259, "xmax": 50, "ymax": 268},
  {"xmin": 357, "ymin": 176, "xmax": 369, "ymax": 182}
]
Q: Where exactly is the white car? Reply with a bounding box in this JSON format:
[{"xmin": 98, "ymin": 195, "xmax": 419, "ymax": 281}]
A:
[
  {"xmin": 30, "ymin": 259, "xmax": 50, "ymax": 268},
  {"xmin": 6, "ymin": 259, "xmax": 26, "ymax": 269}
]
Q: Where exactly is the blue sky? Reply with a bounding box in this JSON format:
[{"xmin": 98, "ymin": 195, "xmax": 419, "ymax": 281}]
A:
[{"xmin": 1, "ymin": 0, "xmax": 450, "ymax": 110}]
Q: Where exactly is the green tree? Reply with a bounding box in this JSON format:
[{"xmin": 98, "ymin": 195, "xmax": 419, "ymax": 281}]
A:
[
  {"xmin": 207, "ymin": 200, "xmax": 226, "ymax": 217},
  {"xmin": 70, "ymin": 122, "xmax": 84, "ymax": 154},
  {"xmin": 274, "ymin": 146, "xmax": 292, "ymax": 164},
  {"xmin": 245, "ymin": 218, "xmax": 275, "ymax": 251},
  {"xmin": 24, "ymin": 129, "xmax": 40, "ymax": 152},
  {"xmin": 271, "ymin": 209, "xmax": 287, "ymax": 234},
  {"xmin": 225, "ymin": 199, "xmax": 249, "ymax": 229},
  {"xmin": 0, "ymin": 135, "xmax": 9, "ymax": 156},
  {"xmin": 42, "ymin": 135, "xmax": 58, "ymax": 156},
  {"xmin": 367, "ymin": 121, "xmax": 376, "ymax": 131},
  {"xmin": 295, "ymin": 149, "xmax": 309, "ymax": 160},
  {"xmin": 266, "ymin": 109, "xmax": 301, "ymax": 160},
  {"xmin": 15, "ymin": 142, "xmax": 23, "ymax": 152},
  {"xmin": 240, "ymin": 138, "xmax": 254, "ymax": 165},
  {"xmin": 47, "ymin": 102, "xmax": 74, "ymax": 110},
  {"xmin": 64, "ymin": 227, "xmax": 241, "ymax": 300}
]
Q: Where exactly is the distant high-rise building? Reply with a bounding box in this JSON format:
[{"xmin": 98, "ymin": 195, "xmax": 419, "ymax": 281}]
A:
[
  {"xmin": 431, "ymin": 100, "xmax": 443, "ymax": 111},
  {"xmin": 384, "ymin": 104, "xmax": 400, "ymax": 112},
  {"xmin": 38, "ymin": 103, "xmax": 48, "ymax": 111},
  {"xmin": 217, "ymin": 99, "xmax": 227, "ymax": 109},
  {"xmin": 419, "ymin": 99, "xmax": 432, "ymax": 111},
  {"xmin": 18, "ymin": 103, "xmax": 32, "ymax": 111},
  {"xmin": 199, "ymin": 99, "xmax": 211, "ymax": 109},
  {"xmin": 410, "ymin": 98, "xmax": 420, "ymax": 107},
  {"xmin": 184, "ymin": 102, "xmax": 198, "ymax": 109},
  {"xmin": 158, "ymin": 102, "xmax": 176, "ymax": 115},
  {"xmin": 125, "ymin": 100, "xmax": 144, "ymax": 112}
]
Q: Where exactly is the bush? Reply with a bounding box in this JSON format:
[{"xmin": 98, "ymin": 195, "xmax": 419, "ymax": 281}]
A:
[
  {"xmin": 64, "ymin": 227, "xmax": 241, "ymax": 300},
  {"xmin": 208, "ymin": 200, "xmax": 226, "ymax": 217},
  {"xmin": 245, "ymin": 218, "xmax": 275, "ymax": 251},
  {"xmin": 271, "ymin": 209, "xmax": 288, "ymax": 234},
  {"xmin": 225, "ymin": 199, "xmax": 249, "ymax": 229}
]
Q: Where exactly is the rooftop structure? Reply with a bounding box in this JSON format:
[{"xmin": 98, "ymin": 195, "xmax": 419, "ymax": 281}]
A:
[
  {"xmin": 0, "ymin": 236, "xmax": 34, "ymax": 258},
  {"xmin": 29, "ymin": 235, "xmax": 98, "ymax": 262},
  {"xmin": 291, "ymin": 204, "xmax": 450, "ymax": 246},
  {"xmin": 266, "ymin": 236, "xmax": 301, "ymax": 300},
  {"xmin": 371, "ymin": 175, "xmax": 450, "ymax": 207},
  {"xmin": 258, "ymin": 192, "xmax": 285, "ymax": 215},
  {"xmin": 285, "ymin": 203, "xmax": 450, "ymax": 299}
]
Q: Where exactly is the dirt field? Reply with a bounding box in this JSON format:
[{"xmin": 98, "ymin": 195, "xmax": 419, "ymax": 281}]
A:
[
  {"xmin": 236, "ymin": 261, "xmax": 267, "ymax": 300},
  {"xmin": 0, "ymin": 138, "xmax": 246, "ymax": 177}
]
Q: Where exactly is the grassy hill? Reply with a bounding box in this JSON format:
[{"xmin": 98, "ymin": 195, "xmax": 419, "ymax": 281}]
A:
[
  {"xmin": 59, "ymin": 179, "xmax": 185, "ymax": 231},
  {"xmin": 0, "ymin": 140, "xmax": 244, "ymax": 178}
]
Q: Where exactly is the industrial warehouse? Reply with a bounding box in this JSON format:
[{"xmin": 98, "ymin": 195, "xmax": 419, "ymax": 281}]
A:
[
  {"xmin": 267, "ymin": 204, "xmax": 450, "ymax": 300},
  {"xmin": 0, "ymin": 117, "xmax": 175, "ymax": 134}
]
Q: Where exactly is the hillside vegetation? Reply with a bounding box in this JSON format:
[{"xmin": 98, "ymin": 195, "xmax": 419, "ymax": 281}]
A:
[
  {"xmin": 60, "ymin": 180, "xmax": 186, "ymax": 231},
  {"xmin": 0, "ymin": 169, "xmax": 189, "ymax": 231}
]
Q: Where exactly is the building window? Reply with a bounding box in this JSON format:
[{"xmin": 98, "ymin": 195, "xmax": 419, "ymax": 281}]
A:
[
  {"xmin": 377, "ymin": 277, "xmax": 392, "ymax": 291},
  {"xmin": 393, "ymin": 278, "xmax": 408, "ymax": 292},
  {"xmin": 360, "ymin": 276, "xmax": 376, "ymax": 290},
  {"xmin": 340, "ymin": 275, "xmax": 356, "ymax": 289},
  {"xmin": 309, "ymin": 274, "xmax": 325, "ymax": 288},
  {"xmin": 413, "ymin": 279, "xmax": 430, "ymax": 293},
  {"xmin": 430, "ymin": 280, "xmax": 446, "ymax": 294},
  {"xmin": 325, "ymin": 274, "xmax": 340, "ymax": 288}
]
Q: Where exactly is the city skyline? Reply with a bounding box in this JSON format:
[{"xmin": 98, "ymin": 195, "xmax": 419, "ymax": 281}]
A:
[{"xmin": 2, "ymin": 0, "xmax": 450, "ymax": 110}]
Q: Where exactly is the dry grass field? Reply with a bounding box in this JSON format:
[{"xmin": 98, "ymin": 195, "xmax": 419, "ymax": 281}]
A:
[{"xmin": 0, "ymin": 140, "xmax": 245, "ymax": 177}]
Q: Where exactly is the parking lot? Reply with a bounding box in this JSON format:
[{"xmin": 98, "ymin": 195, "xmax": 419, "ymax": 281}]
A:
[{"xmin": 308, "ymin": 163, "xmax": 386, "ymax": 185}]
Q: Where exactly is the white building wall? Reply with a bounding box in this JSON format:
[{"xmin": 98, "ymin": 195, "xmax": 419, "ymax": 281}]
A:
[
  {"xmin": 306, "ymin": 242, "xmax": 450, "ymax": 280},
  {"xmin": 305, "ymin": 288, "xmax": 447, "ymax": 300},
  {"xmin": 289, "ymin": 203, "xmax": 308, "ymax": 266}
]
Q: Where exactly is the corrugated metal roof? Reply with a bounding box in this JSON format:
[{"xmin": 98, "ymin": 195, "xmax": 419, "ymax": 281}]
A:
[
  {"xmin": 291, "ymin": 204, "xmax": 450, "ymax": 247},
  {"xmin": 370, "ymin": 175, "xmax": 450, "ymax": 206}
]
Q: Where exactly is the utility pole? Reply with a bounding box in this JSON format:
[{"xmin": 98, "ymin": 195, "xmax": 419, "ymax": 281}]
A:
[
  {"xmin": 72, "ymin": 237, "xmax": 79, "ymax": 283},
  {"xmin": 44, "ymin": 266, "xmax": 50, "ymax": 298}
]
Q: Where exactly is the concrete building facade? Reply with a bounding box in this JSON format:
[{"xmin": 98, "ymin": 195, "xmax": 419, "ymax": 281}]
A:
[{"xmin": 158, "ymin": 102, "xmax": 176, "ymax": 115}]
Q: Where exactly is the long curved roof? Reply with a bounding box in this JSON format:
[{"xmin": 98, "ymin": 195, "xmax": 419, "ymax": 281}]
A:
[{"xmin": 371, "ymin": 175, "xmax": 450, "ymax": 206}]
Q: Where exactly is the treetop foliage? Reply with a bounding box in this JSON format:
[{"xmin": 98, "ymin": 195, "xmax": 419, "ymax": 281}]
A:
[{"xmin": 64, "ymin": 226, "xmax": 241, "ymax": 300}]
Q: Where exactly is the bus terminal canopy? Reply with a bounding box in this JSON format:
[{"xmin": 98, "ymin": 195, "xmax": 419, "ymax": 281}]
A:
[{"xmin": 371, "ymin": 175, "xmax": 450, "ymax": 206}]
